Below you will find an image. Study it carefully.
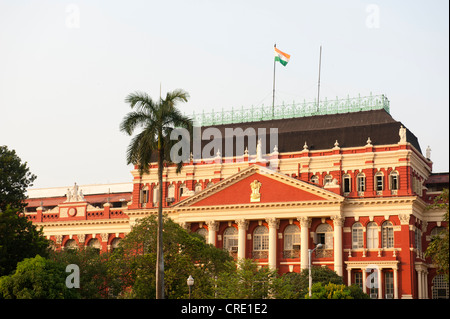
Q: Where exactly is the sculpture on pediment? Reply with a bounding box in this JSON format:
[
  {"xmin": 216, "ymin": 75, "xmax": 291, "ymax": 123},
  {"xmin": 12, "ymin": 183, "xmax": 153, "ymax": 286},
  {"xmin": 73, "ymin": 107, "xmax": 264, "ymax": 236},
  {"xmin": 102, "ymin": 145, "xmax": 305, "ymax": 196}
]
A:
[
  {"xmin": 65, "ymin": 182, "xmax": 86, "ymax": 202},
  {"xmin": 250, "ymin": 179, "xmax": 262, "ymax": 202}
]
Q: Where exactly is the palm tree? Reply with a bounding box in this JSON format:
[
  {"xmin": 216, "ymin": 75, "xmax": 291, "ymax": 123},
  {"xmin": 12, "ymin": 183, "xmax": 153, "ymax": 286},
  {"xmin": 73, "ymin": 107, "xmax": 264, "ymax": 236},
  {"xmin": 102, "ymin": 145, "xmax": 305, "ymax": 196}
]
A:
[{"xmin": 120, "ymin": 89, "xmax": 193, "ymax": 299}]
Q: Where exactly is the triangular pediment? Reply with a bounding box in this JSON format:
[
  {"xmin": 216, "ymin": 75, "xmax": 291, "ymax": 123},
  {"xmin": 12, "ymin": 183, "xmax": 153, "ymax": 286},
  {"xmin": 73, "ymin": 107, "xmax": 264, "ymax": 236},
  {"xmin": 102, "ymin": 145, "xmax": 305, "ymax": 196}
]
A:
[{"xmin": 175, "ymin": 164, "xmax": 343, "ymax": 208}]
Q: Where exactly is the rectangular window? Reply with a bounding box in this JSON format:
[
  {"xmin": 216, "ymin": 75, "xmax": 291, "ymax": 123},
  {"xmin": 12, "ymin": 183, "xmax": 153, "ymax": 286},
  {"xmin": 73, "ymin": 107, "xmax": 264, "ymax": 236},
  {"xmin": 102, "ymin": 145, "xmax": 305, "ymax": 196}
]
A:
[
  {"xmin": 385, "ymin": 272, "xmax": 394, "ymax": 299},
  {"xmin": 355, "ymin": 272, "xmax": 363, "ymax": 290}
]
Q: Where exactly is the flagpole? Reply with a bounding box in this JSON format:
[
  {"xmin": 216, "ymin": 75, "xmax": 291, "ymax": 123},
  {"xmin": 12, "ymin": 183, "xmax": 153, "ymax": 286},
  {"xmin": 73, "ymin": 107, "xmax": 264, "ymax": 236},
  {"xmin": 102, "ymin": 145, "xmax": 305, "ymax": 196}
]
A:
[
  {"xmin": 316, "ymin": 45, "xmax": 322, "ymax": 113},
  {"xmin": 272, "ymin": 43, "xmax": 276, "ymax": 117}
]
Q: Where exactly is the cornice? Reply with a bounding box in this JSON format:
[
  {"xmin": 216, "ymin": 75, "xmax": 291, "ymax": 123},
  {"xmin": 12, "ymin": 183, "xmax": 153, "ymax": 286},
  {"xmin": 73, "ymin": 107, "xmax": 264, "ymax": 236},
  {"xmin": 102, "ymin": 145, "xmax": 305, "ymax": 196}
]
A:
[{"xmin": 39, "ymin": 218, "xmax": 130, "ymax": 228}]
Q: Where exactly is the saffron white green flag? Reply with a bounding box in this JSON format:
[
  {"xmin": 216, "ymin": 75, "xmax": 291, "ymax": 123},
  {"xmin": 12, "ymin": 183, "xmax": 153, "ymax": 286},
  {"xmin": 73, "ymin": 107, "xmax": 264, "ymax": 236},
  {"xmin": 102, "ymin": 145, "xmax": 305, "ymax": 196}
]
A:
[{"xmin": 274, "ymin": 47, "xmax": 290, "ymax": 66}]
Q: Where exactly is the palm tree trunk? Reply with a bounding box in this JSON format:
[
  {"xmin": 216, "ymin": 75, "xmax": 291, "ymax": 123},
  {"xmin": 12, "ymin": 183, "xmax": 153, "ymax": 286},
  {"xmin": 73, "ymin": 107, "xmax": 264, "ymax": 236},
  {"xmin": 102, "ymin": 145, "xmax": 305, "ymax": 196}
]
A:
[{"xmin": 156, "ymin": 147, "xmax": 164, "ymax": 299}]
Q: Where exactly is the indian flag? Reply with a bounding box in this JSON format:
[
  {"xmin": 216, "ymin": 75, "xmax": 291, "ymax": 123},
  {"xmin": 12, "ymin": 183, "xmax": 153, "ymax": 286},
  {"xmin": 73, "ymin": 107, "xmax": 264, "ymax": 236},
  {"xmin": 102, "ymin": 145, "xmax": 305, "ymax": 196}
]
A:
[{"xmin": 274, "ymin": 47, "xmax": 290, "ymax": 66}]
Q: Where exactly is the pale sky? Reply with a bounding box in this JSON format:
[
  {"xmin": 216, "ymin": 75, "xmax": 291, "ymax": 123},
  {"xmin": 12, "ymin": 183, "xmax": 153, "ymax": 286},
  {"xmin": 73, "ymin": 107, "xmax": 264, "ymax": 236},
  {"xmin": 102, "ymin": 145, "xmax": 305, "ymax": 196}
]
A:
[{"xmin": 0, "ymin": 0, "xmax": 448, "ymax": 189}]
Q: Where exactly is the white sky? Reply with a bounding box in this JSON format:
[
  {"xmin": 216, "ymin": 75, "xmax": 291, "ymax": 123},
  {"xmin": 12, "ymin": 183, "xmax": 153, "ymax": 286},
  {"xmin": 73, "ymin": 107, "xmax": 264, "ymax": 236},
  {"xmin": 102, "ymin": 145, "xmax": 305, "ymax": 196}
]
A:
[{"xmin": 0, "ymin": 0, "xmax": 448, "ymax": 189}]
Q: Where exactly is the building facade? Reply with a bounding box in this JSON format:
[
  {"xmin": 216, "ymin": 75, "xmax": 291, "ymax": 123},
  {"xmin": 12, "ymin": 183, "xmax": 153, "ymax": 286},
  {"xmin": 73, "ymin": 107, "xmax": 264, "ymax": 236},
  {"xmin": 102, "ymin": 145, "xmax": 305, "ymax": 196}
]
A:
[{"xmin": 24, "ymin": 95, "xmax": 448, "ymax": 299}]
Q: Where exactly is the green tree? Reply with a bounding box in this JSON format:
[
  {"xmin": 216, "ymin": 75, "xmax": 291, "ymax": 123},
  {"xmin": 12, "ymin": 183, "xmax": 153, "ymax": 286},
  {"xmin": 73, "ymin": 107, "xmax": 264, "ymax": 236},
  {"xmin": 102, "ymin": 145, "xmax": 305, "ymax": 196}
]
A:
[
  {"xmin": 50, "ymin": 248, "xmax": 111, "ymax": 298},
  {"xmin": 107, "ymin": 215, "xmax": 232, "ymax": 299},
  {"xmin": 425, "ymin": 188, "xmax": 449, "ymax": 280},
  {"xmin": 0, "ymin": 205, "xmax": 50, "ymax": 276},
  {"xmin": 0, "ymin": 145, "xmax": 36, "ymax": 211},
  {"xmin": 306, "ymin": 282, "xmax": 354, "ymax": 299},
  {"xmin": 215, "ymin": 259, "xmax": 278, "ymax": 299},
  {"xmin": 273, "ymin": 266, "xmax": 345, "ymax": 299},
  {"xmin": 120, "ymin": 89, "xmax": 193, "ymax": 299},
  {"xmin": 0, "ymin": 255, "xmax": 80, "ymax": 299}
]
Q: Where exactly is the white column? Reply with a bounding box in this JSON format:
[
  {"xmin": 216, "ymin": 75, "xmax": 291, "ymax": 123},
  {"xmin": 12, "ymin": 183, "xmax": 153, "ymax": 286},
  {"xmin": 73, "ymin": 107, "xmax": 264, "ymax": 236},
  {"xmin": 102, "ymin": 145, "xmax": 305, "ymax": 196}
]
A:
[
  {"xmin": 298, "ymin": 217, "xmax": 311, "ymax": 270},
  {"xmin": 417, "ymin": 270, "xmax": 423, "ymax": 299},
  {"xmin": 266, "ymin": 218, "xmax": 280, "ymax": 270},
  {"xmin": 424, "ymin": 271, "xmax": 429, "ymax": 299},
  {"xmin": 236, "ymin": 219, "xmax": 249, "ymax": 260},
  {"xmin": 378, "ymin": 267, "xmax": 383, "ymax": 299},
  {"xmin": 362, "ymin": 268, "xmax": 367, "ymax": 294},
  {"xmin": 331, "ymin": 215, "xmax": 345, "ymax": 277},
  {"xmin": 347, "ymin": 267, "xmax": 352, "ymax": 286},
  {"xmin": 206, "ymin": 220, "xmax": 219, "ymax": 247},
  {"xmin": 393, "ymin": 267, "xmax": 399, "ymax": 299}
]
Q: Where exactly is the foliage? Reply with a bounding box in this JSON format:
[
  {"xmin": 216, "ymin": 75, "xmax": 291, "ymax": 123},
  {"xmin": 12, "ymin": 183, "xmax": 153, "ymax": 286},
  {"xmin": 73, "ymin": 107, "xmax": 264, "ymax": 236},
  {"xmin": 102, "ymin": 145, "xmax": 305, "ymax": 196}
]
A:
[
  {"xmin": 272, "ymin": 266, "xmax": 344, "ymax": 299},
  {"xmin": 0, "ymin": 205, "xmax": 50, "ymax": 276},
  {"xmin": 0, "ymin": 145, "xmax": 36, "ymax": 211},
  {"xmin": 215, "ymin": 259, "xmax": 278, "ymax": 299},
  {"xmin": 107, "ymin": 215, "xmax": 233, "ymax": 299},
  {"xmin": 0, "ymin": 255, "xmax": 80, "ymax": 299},
  {"xmin": 306, "ymin": 282, "xmax": 354, "ymax": 299},
  {"xmin": 425, "ymin": 188, "xmax": 449, "ymax": 280},
  {"xmin": 120, "ymin": 89, "xmax": 193, "ymax": 299},
  {"xmin": 50, "ymin": 248, "xmax": 111, "ymax": 298},
  {"xmin": 120, "ymin": 89, "xmax": 193, "ymax": 176}
]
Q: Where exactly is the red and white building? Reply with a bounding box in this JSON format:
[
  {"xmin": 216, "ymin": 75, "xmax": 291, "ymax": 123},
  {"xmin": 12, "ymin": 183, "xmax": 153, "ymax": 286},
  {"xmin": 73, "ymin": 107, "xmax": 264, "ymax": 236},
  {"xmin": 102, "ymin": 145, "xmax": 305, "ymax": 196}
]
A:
[{"xmin": 25, "ymin": 95, "xmax": 448, "ymax": 299}]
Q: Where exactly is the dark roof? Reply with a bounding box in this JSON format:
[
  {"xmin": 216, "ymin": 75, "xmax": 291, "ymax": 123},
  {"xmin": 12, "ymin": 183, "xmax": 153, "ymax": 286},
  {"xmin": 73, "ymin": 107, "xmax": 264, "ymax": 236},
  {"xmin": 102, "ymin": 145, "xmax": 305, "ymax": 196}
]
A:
[
  {"xmin": 425, "ymin": 173, "xmax": 449, "ymax": 185},
  {"xmin": 197, "ymin": 109, "xmax": 422, "ymax": 156}
]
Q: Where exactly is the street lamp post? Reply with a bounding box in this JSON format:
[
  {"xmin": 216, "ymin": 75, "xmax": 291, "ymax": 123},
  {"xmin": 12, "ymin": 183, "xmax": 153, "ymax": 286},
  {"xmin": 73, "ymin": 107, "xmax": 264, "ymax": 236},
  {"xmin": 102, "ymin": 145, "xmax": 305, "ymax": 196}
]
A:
[
  {"xmin": 308, "ymin": 243, "xmax": 323, "ymax": 298},
  {"xmin": 187, "ymin": 275, "xmax": 194, "ymax": 299}
]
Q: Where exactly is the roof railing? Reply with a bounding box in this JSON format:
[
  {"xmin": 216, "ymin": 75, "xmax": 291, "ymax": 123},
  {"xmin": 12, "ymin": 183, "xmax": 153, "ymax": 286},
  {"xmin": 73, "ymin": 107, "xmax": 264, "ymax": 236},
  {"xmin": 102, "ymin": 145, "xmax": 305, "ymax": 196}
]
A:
[{"xmin": 193, "ymin": 93, "xmax": 390, "ymax": 127}]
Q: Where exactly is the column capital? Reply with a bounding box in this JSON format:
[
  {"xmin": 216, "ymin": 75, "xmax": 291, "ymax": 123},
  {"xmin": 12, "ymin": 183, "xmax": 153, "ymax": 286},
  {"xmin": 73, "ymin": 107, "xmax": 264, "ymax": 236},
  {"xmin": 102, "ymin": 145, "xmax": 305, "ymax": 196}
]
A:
[
  {"xmin": 297, "ymin": 216, "xmax": 312, "ymax": 228},
  {"xmin": 398, "ymin": 213, "xmax": 411, "ymax": 225},
  {"xmin": 266, "ymin": 217, "xmax": 280, "ymax": 229},
  {"xmin": 331, "ymin": 215, "xmax": 345, "ymax": 227},
  {"xmin": 206, "ymin": 220, "xmax": 219, "ymax": 232},
  {"xmin": 235, "ymin": 219, "xmax": 249, "ymax": 230}
]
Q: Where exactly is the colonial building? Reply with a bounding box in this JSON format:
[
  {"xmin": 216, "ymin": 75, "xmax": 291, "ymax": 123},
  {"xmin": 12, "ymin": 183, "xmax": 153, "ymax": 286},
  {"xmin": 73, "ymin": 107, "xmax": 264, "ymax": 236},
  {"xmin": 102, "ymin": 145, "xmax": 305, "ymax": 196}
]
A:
[{"xmin": 24, "ymin": 94, "xmax": 448, "ymax": 299}]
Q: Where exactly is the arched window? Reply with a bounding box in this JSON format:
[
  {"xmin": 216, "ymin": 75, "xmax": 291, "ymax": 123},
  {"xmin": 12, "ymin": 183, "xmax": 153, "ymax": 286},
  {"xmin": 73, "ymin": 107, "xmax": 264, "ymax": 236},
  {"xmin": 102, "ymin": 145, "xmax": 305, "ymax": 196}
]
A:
[
  {"xmin": 64, "ymin": 239, "xmax": 78, "ymax": 250},
  {"xmin": 389, "ymin": 171, "xmax": 399, "ymax": 191},
  {"xmin": 310, "ymin": 175, "xmax": 319, "ymax": 184},
  {"xmin": 253, "ymin": 225, "xmax": 269, "ymax": 259},
  {"xmin": 357, "ymin": 173, "xmax": 366, "ymax": 192},
  {"xmin": 167, "ymin": 184, "xmax": 175, "ymax": 199},
  {"xmin": 196, "ymin": 227, "xmax": 208, "ymax": 241},
  {"xmin": 342, "ymin": 174, "xmax": 351, "ymax": 194},
  {"xmin": 367, "ymin": 222, "xmax": 379, "ymax": 249},
  {"xmin": 179, "ymin": 183, "xmax": 187, "ymax": 197},
  {"xmin": 110, "ymin": 237, "xmax": 122, "ymax": 252},
  {"xmin": 206, "ymin": 182, "xmax": 214, "ymax": 188},
  {"xmin": 223, "ymin": 227, "xmax": 238, "ymax": 252},
  {"xmin": 152, "ymin": 184, "xmax": 159, "ymax": 205},
  {"xmin": 87, "ymin": 238, "xmax": 101, "ymax": 250},
  {"xmin": 375, "ymin": 171, "xmax": 384, "ymax": 192},
  {"xmin": 324, "ymin": 174, "xmax": 333, "ymax": 186},
  {"xmin": 140, "ymin": 185, "xmax": 149, "ymax": 205},
  {"xmin": 316, "ymin": 223, "xmax": 333, "ymax": 257},
  {"xmin": 352, "ymin": 222, "xmax": 364, "ymax": 249},
  {"xmin": 432, "ymin": 274, "xmax": 449, "ymax": 299},
  {"xmin": 283, "ymin": 224, "xmax": 301, "ymax": 258},
  {"xmin": 382, "ymin": 221, "xmax": 394, "ymax": 248}
]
